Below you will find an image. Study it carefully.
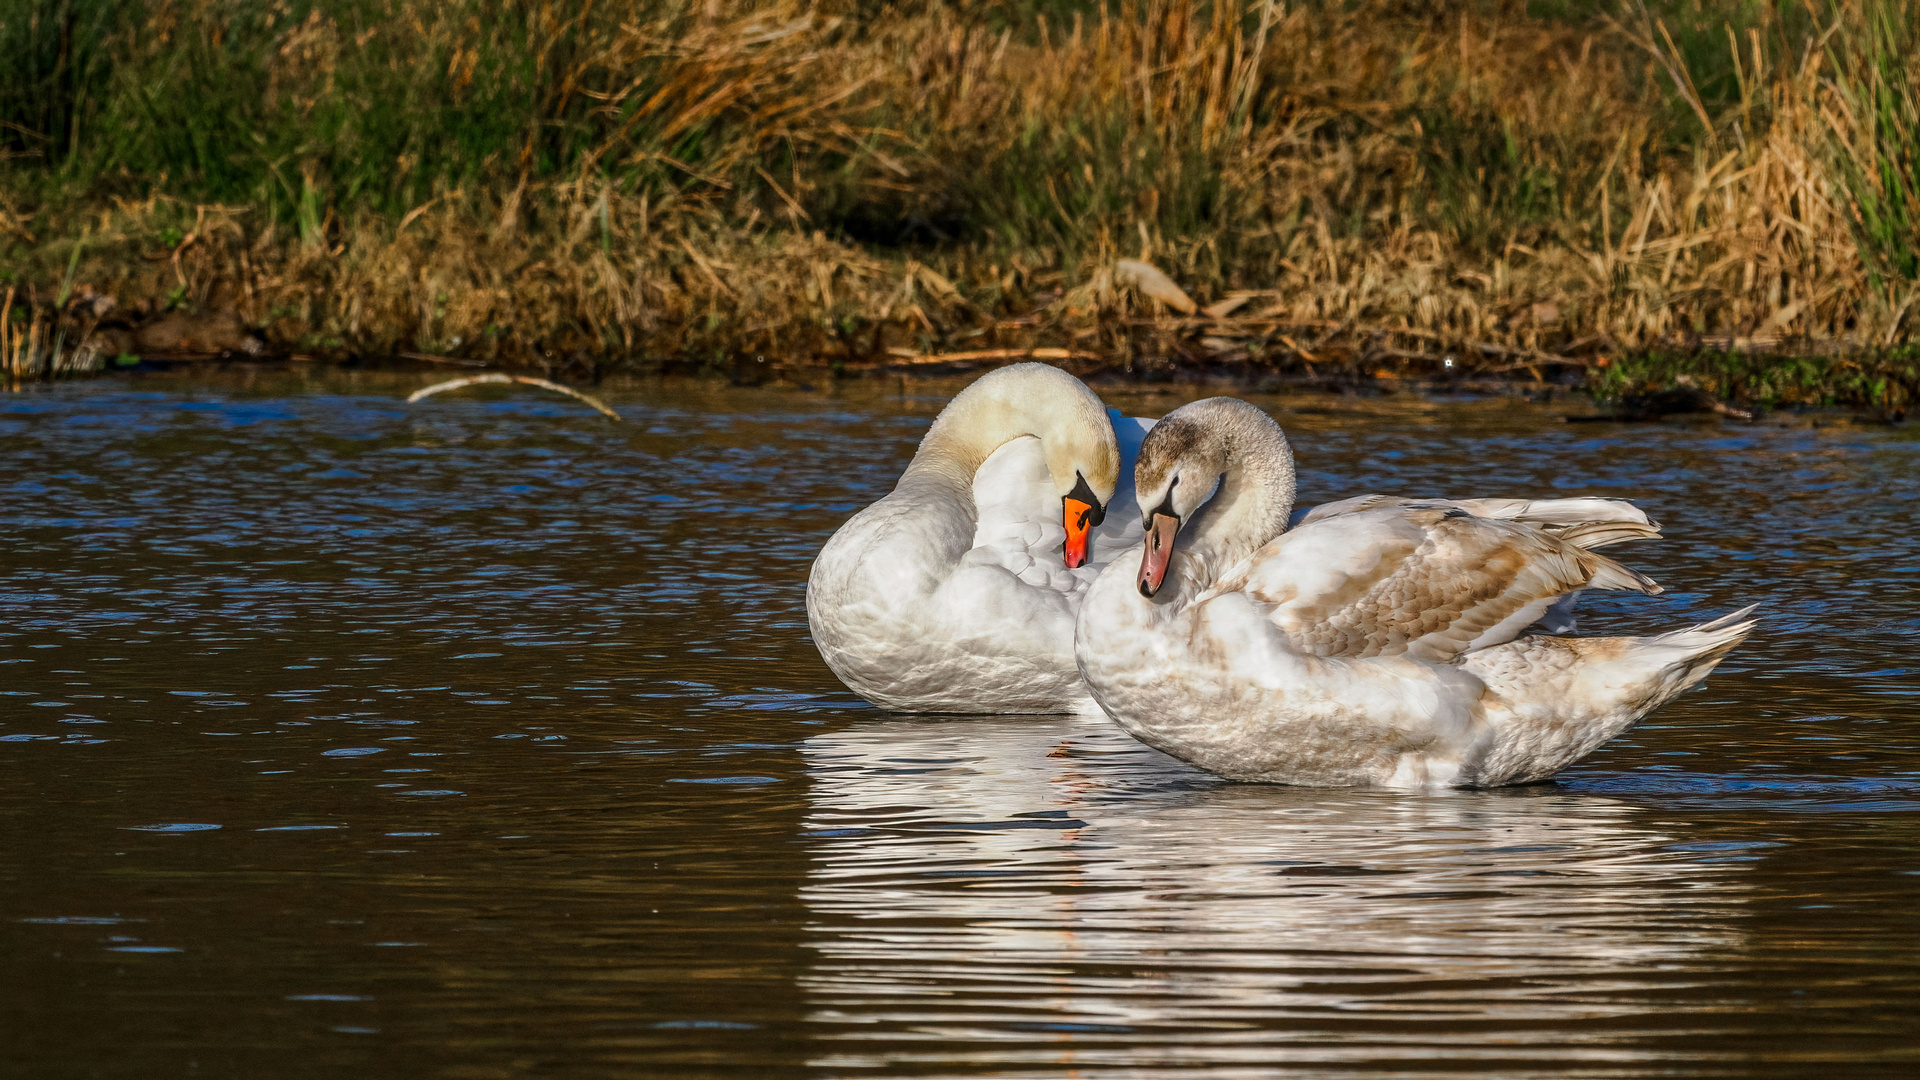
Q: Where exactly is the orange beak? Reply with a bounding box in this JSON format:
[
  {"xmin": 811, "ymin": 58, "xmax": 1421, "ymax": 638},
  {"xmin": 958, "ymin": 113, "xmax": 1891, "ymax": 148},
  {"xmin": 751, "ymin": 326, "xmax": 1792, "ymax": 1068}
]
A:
[{"xmin": 1063, "ymin": 497, "xmax": 1097, "ymax": 569}]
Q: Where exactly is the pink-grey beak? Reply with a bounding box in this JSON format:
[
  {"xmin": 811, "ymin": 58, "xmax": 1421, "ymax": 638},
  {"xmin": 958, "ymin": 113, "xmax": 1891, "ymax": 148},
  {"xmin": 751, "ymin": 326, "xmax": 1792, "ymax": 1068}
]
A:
[{"xmin": 1138, "ymin": 513, "xmax": 1180, "ymax": 597}]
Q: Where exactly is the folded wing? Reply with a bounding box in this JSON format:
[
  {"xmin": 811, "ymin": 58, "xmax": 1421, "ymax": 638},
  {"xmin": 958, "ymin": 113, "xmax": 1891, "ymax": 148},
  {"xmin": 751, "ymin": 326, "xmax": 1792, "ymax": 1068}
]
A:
[
  {"xmin": 1297, "ymin": 494, "xmax": 1660, "ymax": 548},
  {"xmin": 1217, "ymin": 506, "xmax": 1661, "ymax": 664}
]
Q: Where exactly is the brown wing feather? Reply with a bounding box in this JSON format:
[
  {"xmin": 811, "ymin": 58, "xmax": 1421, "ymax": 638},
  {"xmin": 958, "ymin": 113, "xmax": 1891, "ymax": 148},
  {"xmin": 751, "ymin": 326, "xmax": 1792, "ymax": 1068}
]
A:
[
  {"xmin": 1298, "ymin": 495, "xmax": 1662, "ymax": 548},
  {"xmin": 1237, "ymin": 507, "xmax": 1659, "ymax": 664}
]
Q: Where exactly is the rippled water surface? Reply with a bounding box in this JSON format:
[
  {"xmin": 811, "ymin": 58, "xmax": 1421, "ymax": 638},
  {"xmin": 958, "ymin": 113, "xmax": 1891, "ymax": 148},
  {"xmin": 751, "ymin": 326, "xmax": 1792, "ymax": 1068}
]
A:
[{"xmin": 4, "ymin": 369, "xmax": 1918, "ymax": 1077}]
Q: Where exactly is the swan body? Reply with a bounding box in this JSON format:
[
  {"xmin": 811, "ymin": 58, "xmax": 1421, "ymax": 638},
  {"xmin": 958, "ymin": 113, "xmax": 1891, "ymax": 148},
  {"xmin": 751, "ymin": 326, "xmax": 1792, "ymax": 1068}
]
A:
[
  {"xmin": 1075, "ymin": 397, "xmax": 1755, "ymax": 788},
  {"xmin": 808, "ymin": 363, "xmax": 1152, "ymax": 713}
]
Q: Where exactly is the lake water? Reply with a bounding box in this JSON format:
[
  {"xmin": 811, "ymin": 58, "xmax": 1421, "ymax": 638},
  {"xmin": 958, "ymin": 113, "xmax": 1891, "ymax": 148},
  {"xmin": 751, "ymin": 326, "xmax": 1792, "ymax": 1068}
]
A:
[{"xmin": 3, "ymin": 369, "xmax": 1917, "ymax": 1077}]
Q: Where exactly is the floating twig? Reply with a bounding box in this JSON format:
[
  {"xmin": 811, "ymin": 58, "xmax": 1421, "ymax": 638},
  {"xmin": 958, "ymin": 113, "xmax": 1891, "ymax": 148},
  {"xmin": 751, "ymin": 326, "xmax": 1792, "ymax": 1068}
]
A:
[{"xmin": 406, "ymin": 374, "xmax": 622, "ymax": 420}]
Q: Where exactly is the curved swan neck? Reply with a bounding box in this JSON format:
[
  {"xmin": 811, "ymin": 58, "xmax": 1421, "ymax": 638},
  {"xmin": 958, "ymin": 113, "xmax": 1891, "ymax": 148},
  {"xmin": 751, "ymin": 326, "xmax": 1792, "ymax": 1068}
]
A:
[
  {"xmin": 1178, "ymin": 406, "xmax": 1297, "ymax": 591},
  {"xmin": 896, "ymin": 363, "xmax": 1110, "ymax": 505},
  {"xmin": 901, "ymin": 394, "xmax": 1032, "ymax": 498}
]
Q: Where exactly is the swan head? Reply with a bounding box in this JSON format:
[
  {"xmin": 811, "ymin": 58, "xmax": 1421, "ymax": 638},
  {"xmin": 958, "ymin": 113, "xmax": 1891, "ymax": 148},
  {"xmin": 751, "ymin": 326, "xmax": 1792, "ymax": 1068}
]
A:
[
  {"xmin": 1049, "ymin": 421, "xmax": 1119, "ymax": 570},
  {"xmin": 1132, "ymin": 414, "xmax": 1225, "ymax": 597},
  {"xmin": 1131, "ymin": 398, "xmax": 1293, "ymax": 598},
  {"xmin": 916, "ymin": 363, "xmax": 1121, "ymax": 567}
]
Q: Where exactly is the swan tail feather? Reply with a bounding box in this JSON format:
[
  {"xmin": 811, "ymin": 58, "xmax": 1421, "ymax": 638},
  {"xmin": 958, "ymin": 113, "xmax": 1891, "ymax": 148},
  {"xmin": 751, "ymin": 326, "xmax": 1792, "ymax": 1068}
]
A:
[
  {"xmin": 1459, "ymin": 606, "xmax": 1757, "ymax": 785},
  {"xmin": 1572, "ymin": 606, "xmax": 1759, "ymax": 723},
  {"xmin": 1637, "ymin": 605, "xmax": 1760, "ymax": 687},
  {"xmin": 1665, "ymin": 603, "xmax": 1761, "ymax": 638}
]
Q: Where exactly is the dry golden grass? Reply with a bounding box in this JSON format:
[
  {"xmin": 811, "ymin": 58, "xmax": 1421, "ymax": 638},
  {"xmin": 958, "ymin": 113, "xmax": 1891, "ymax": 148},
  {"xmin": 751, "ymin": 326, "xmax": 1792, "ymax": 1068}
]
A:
[{"xmin": 2, "ymin": 1, "xmax": 1916, "ymax": 409}]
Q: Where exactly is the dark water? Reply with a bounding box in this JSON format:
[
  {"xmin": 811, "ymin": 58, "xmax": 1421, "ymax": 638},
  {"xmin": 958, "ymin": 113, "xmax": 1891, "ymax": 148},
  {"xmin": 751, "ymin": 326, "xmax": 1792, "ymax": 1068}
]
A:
[{"xmin": 3, "ymin": 369, "xmax": 1918, "ymax": 1078}]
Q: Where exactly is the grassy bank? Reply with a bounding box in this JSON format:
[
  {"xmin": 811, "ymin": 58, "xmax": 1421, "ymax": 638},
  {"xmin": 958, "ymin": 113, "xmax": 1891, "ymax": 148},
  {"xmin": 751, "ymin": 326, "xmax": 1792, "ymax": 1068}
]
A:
[{"xmin": 2, "ymin": 1, "xmax": 1918, "ymax": 412}]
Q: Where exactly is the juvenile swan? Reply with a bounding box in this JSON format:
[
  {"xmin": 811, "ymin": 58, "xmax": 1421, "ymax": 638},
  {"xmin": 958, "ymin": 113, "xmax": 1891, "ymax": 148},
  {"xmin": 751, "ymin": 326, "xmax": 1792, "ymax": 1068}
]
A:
[
  {"xmin": 808, "ymin": 363, "xmax": 1152, "ymax": 713},
  {"xmin": 1074, "ymin": 397, "xmax": 1756, "ymax": 788}
]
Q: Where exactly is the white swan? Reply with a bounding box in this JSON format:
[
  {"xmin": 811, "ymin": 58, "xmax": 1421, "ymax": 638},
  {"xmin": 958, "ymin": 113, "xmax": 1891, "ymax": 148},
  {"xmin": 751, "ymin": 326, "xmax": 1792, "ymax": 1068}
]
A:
[
  {"xmin": 808, "ymin": 363, "xmax": 1152, "ymax": 713},
  {"xmin": 1075, "ymin": 397, "xmax": 1756, "ymax": 788}
]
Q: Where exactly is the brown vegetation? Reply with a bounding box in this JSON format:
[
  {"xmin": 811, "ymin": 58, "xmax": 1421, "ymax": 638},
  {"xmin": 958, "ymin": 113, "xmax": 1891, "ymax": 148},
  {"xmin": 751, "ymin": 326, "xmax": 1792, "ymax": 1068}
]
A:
[{"xmin": 2, "ymin": 2, "xmax": 1916, "ymax": 410}]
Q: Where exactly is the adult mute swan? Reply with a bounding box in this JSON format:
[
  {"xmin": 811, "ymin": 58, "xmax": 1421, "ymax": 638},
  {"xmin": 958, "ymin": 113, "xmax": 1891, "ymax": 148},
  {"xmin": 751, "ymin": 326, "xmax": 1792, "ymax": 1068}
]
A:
[
  {"xmin": 808, "ymin": 363, "xmax": 1152, "ymax": 713},
  {"xmin": 1075, "ymin": 397, "xmax": 1756, "ymax": 788}
]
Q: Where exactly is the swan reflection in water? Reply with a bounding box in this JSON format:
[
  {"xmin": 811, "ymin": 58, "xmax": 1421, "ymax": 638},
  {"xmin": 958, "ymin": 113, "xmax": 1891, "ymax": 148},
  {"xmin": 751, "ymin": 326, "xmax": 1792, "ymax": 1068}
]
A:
[{"xmin": 800, "ymin": 717, "xmax": 1752, "ymax": 1075}]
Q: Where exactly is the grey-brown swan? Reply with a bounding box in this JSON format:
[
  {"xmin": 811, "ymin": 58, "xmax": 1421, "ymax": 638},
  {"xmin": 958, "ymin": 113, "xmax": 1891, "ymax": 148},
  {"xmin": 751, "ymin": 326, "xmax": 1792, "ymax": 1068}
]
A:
[{"xmin": 1074, "ymin": 397, "xmax": 1755, "ymax": 787}]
